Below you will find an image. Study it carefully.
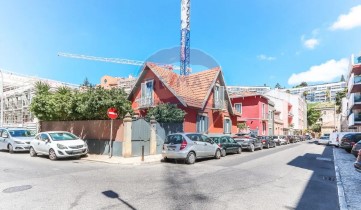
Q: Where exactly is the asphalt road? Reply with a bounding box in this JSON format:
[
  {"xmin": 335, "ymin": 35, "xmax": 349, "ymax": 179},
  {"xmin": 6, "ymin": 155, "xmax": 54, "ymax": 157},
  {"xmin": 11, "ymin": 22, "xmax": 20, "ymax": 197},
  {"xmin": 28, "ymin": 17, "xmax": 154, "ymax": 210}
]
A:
[{"xmin": 0, "ymin": 141, "xmax": 339, "ymax": 210}]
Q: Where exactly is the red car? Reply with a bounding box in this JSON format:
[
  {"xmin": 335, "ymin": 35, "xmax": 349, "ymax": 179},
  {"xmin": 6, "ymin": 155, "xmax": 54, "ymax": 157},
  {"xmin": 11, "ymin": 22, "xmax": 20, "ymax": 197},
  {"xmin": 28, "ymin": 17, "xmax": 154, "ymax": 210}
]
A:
[{"xmin": 354, "ymin": 149, "xmax": 361, "ymax": 173}]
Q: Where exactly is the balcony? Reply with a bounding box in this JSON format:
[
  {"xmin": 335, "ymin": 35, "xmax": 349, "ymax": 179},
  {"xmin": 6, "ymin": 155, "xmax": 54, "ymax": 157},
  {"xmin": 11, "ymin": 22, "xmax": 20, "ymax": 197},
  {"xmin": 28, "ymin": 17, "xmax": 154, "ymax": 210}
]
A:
[
  {"xmin": 288, "ymin": 112, "xmax": 294, "ymax": 118},
  {"xmin": 214, "ymin": 99, "xmax": 226, "ymax": 110},
  {"xmin": 348, "ymin": 112, "xmax": 361, "ymax": 127},
  {"xmin": 350, "ymin": 55, "xmax": 361, "ymax": 75},
  {"xmin": 349, "ymin": 93, "xmax": 361, "ymax": 110},
  {"xmin": 348, "ymin": 74, "xmax": 361, "ymax": 94},
  {"xmin": 139, "ymin": 97, "xmax": 154, "ymax": 108},
  {"xmin": 261, "ymin": 113, "xmax": 269, "ymax": 121}
]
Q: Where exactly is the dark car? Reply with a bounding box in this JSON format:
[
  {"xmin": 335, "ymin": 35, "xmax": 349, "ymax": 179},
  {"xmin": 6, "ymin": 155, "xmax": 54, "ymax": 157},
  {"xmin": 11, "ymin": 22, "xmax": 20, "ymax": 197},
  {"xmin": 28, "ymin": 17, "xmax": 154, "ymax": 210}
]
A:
[
  {"xmin": 354, "ymin": 149, "xmax": 361, "ymax": 173},
  {"xmin": 351, "ymin": 140, "xmax": 361, "ymax": 157},
  {"xmin": 340, "ymin": 133, "xmax": 361, "ymax": 152},
  {"xmin": 233, "ymin": 135, "xmax": 262, "ymax": 152},
  {"xmin": 286, "ymin": 135, "xmax": 296, "ymax": 143},
  {"xmin": 258, "ymin": 136, "xmax": 276, "ymax": 149},
  {"xmin": 208, "ymin": 134, "xmax": 242, "ymax": 157}
]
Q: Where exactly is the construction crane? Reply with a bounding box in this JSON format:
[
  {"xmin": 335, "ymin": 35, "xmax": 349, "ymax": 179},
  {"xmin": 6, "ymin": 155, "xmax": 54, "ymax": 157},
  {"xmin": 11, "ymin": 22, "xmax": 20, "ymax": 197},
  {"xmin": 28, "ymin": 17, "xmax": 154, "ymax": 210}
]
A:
[
  {"xmin": 180, "ymin": 0, "xmax": 191, "ymax": 76},
  {"xmin": 58, "ymin": 52, "xmax": 180, "ymax": 70}
]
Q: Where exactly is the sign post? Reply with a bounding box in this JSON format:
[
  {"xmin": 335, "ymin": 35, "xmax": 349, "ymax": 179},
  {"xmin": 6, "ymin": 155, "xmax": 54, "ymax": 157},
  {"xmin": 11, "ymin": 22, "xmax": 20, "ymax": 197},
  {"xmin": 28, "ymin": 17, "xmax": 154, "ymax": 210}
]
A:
[{"xmin": 107, "ymin": 107, "xmax": 118, "ymax": 158}]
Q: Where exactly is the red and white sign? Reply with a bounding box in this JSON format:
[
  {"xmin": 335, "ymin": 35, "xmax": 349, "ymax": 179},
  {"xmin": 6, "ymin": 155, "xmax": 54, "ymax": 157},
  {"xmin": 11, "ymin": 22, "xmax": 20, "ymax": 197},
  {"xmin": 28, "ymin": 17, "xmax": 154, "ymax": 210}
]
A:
[{"xmin": 107, "ymin": 107, "xmax": 118, "ymax": 120}]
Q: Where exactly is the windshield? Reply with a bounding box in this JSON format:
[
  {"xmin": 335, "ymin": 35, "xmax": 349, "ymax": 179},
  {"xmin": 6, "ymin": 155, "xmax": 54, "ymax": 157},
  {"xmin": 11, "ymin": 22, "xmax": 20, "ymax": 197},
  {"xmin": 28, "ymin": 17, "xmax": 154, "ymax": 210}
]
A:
[
  {"xmin": 320, "ymin": 137, "xmax": 329, "ymax": 140},
  {"xmin": 8, "ymin": 130, "xmax": 35, "ymax": 137},
  {"xmin": 164, "ymin": 135, "xmax": 184, "ymax": 144},
  {"xmin": 49, "ymin": 132, "xmax": 79, "ymax": 141}
]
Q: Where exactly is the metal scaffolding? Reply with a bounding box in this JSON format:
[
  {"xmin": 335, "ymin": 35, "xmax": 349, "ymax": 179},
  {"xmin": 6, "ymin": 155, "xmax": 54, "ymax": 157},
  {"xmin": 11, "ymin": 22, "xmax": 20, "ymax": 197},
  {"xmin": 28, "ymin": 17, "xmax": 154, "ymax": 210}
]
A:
[{"xmin": 0, "ymin": 69, "xmax": 78, "ymax": 128}]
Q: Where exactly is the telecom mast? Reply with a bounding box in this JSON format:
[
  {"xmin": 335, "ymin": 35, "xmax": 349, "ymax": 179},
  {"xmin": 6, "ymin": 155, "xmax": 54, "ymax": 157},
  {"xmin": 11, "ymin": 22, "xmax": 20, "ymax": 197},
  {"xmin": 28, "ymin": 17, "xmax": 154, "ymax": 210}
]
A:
[{"xmin": 180, "ymin": 0, "xmax": 190, "ymax": 76}]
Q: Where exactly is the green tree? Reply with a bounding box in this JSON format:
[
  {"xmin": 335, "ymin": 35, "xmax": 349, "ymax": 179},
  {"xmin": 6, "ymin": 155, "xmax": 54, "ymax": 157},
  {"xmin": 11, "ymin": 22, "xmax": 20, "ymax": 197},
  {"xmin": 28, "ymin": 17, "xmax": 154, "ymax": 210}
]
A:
[
  {"xmin": 335, "ymin": 88, "xmax": 347, "ymax": 113},
  {"xmin": 82, "ymin": 77, "xmax": 93, "ymax": 87},
  {"xmin": 275, "ymin": 83, "xmax": 282, "ymax": 89},
  {"xmin": 307, "ymin": 107, "xmax": 321, "ymax": 127},
  {"xmin": 310, "ymin": 124, "xmax": 321, "ymax": 133},
  {"xmin": 340, "ymin": 75, "xmax": 345, "ymax": 82},
  {"xmin": 145, "ymin": 103, "xmax": 185, "ymax": 123},
  {"xmin": 237, "ymin": 122, "xmax": 247, "ymax": 131},
  {"xmin": 30, "ymin": 82, "xmax": 54, "ymax": 121}
]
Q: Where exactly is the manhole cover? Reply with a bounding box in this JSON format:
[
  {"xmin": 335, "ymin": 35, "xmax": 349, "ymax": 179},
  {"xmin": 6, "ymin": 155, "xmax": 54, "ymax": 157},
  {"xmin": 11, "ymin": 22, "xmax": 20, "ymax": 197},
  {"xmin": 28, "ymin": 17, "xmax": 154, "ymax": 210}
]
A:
[{"xmin": 3, "ymin": 185, "xmax": 32, "ymax": 193}]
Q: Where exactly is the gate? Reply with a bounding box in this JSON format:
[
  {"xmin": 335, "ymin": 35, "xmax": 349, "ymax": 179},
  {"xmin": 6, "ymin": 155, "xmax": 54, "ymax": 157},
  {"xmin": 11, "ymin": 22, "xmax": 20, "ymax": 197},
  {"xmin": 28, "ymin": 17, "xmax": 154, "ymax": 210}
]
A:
[
  {"xmin": 156, "ymin": 122, "xmax": 184, "ymax": 154},
  {"xmin": 131, "ymin": 119, "xmax": 151, "ymax": 157}
]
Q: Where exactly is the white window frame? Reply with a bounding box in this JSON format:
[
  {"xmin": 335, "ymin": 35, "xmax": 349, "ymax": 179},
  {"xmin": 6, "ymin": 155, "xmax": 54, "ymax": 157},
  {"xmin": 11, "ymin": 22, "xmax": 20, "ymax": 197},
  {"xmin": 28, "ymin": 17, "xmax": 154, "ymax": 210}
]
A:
[
  {"xmin": 234, "ymin": 103, "xmax": 242, "ymax": 114},
  {"xmin": 140, "ymin": 80, "xmax": 154, "ymax": 107},
  {"xmin": 224, "ymin": 118, "xmax": 231, "ymax": 134}
]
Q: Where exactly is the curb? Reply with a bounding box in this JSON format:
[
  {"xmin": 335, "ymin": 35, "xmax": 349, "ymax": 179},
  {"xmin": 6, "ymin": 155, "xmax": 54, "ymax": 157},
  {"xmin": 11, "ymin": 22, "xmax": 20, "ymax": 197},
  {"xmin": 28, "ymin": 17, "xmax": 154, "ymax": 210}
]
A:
[
  {"xmin": 333, "ymin": 148, "xmax": 349, "ymax": 210},
  {"xmin": 81, "ymin": 157, "xmax": 163, "ymax": 165}
]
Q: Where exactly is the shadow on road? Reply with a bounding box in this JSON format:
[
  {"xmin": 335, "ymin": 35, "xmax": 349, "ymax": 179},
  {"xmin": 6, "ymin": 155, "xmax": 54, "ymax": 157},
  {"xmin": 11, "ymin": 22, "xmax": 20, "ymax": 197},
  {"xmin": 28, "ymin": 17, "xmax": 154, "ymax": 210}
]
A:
[
  {"xmin": 287, "ymin": 146, "xmax": 339, "ymax": 210},
  {"xmin": 102, "ymin": 190, "xmax": 137, "ymax": 210}
]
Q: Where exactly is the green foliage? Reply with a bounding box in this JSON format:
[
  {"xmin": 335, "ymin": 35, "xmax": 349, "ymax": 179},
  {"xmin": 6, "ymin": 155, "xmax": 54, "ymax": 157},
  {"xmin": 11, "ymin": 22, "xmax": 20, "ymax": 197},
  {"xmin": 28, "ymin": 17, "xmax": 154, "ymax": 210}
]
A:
[
  {"xmin": 145, "ymin": 103, "xmax": 185, "ymax": 123},
  {"xmin": 335, "ymin": 88, "xmax": 347, "ymax": 113},
  {"xmin": 30, "ymin": 84, "xmax": 133, "ymax": 121},
  {"xmin": 310, "ymin": 124, "xmax": 321, "ymax": 132},
  {"xmin": 237, "ymin": 122, "xmax": 247, "ymax": 130},
  {"xmin": 275, "ymin": 83, "xmax": 282, "ymax": 89},
  {"xmin": 294, "ymin": 82, "xmax": 308, "ymax": 88},
  {"xmin": 307, "ymin": 106, "xmax": 321, "ymax": 128},
  {"xmin": 340, "ymin": 75, "xmax": 345, "ymax": 82}
]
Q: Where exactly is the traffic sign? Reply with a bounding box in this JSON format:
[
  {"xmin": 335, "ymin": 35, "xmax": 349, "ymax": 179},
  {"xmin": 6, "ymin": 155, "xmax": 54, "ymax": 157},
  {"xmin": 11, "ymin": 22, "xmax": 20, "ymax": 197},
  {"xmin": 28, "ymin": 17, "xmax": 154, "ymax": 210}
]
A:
[{"xmin": 107, "ymin": 108, "xmax": 118, "ymax": 120}]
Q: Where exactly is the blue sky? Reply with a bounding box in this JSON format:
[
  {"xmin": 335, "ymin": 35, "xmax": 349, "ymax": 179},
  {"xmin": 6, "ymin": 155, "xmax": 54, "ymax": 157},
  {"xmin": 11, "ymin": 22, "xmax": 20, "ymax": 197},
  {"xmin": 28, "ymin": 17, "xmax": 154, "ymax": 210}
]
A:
[{"xmin": 0, "ymin": 0, "xmax": 361, "ymax": 88}]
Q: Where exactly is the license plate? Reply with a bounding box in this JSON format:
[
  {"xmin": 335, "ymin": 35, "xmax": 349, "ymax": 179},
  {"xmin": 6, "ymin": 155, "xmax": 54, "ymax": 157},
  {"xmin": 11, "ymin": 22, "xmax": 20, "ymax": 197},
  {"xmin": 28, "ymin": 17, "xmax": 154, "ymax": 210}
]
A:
[{"xmin": 72, "ymin": 150, "xmax": 82, "ymax": 154}]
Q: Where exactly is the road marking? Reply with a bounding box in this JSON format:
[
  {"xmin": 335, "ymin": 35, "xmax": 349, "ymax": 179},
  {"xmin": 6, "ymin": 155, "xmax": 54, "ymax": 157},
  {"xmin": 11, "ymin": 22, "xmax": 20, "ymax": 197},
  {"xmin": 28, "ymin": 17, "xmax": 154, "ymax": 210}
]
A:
[{"xmin": 316, "ymin": 157, "xmax": 332, "ymax": 161}]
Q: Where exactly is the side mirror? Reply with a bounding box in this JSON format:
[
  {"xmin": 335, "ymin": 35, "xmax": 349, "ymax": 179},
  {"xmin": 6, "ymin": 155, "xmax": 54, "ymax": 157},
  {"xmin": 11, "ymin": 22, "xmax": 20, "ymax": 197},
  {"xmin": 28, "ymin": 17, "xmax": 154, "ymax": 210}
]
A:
[
  {"xmin": 45, "ymin": 139, "xmax": 50, "ymax": 143},
  {"xmin": 2, "ymin": 133, "xmax": 8, "ymax": 138}
]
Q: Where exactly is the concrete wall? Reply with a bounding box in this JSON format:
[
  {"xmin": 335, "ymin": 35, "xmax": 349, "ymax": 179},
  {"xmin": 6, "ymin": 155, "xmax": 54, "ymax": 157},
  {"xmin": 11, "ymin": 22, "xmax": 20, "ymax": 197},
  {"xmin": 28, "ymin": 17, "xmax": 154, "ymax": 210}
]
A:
[{"xmin": 40, "ymin": 120, "xmax": 124, "ymax": 156}]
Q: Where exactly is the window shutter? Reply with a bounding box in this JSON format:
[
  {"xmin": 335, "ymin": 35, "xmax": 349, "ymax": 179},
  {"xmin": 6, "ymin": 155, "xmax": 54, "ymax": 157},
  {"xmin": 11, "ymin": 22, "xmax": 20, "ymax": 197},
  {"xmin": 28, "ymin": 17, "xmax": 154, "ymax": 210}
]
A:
[
  {"xmin": 141, "ymin": 83, "xmax": 146, "ymax": 99},
  {"xmin": 220, "ymin": 86, "xmax": 225, "ymax": 108},
  {"xmin": 205, "ymin": 116, "xmax": 209, "ymax": 133},
  {"xmin": 196, "ymin": 115, "xmax": 200, "ymax": 132}
]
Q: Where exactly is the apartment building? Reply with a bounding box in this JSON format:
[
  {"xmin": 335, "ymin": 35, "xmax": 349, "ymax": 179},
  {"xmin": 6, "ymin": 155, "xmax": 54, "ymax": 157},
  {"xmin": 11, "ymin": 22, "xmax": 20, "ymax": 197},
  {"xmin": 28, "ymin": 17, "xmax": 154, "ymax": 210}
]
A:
[
  {"xmin": 347, "ymin": 54, "xmax": 361, "ymax": 131},
  {"xmin": 286, "ymin": 82, "xmax": 346, "ymax": 103},
  {"xmin": 99, "ymin": 75, "xmax": 137, "ymax": 94},
  {"xmin": 227, "ymin": 86, "xmax": 271, "ymax": 95}
]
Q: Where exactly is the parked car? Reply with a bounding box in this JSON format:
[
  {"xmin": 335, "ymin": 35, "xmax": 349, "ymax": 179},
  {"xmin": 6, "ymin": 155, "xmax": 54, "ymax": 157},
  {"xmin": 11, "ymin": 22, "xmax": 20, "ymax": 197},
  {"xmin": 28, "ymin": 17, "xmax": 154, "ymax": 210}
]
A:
[
  {"xmin": 208, "ymin": 134, "xmax": 242, "ymax": 157},
  {"xmin": 162, "ymin": 133, "xmax": 221, "ymax": 164},
  {"xmin": 340, "ymin": 133, "xmax": 361, "ymax": 153},
  {"xmin": 258, "ymin": 136, "xmax": 276, "ymax": 149},
  {"xmin": 273, "ymin": 136, "xmax": 288, "ymax": 145},
  {"xmin": 233, "ymin": 135, "xmax": 262, "ymax": 152},
  {"xmin": 317, "ymin": 136, "xmax": 330, "ymax": 145},
  {"xmin": 305, "ymin": 134, "xmax": 311, "ymax": 140},
  {"xmin": 286, "ymin": 135, "xmax": 296, "ymax": 143},
  {"xmin": 30, "ymin": 131, "xmax": 88, "ymax": 160},
  {"xmin": 0, "ymin": 128, "xmax": 36, "ymax": 153},
  {"xmin": 351, "ymin": 140, "xmax": 361, "ymax": 157},
  {"xmin": 329, "ymin": 132, "xmax": 355, "ymax": 147},
  {"xmin": 354, "ymin": 149, "xmax": 361, "ymax": 173}
]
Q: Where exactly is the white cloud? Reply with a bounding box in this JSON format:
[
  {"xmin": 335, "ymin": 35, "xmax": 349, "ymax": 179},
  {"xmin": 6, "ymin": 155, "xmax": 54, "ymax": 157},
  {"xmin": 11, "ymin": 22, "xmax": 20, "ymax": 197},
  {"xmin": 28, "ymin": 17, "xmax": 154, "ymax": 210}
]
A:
[
  {"xmin": 257, "ymin": 54, "xmax": 276, "ymax": 61},
  {"xmin": 330, "ymin": 5, "xmax": 361, "ymax": 30},
  {"xmin": 288, "ymin": 58, "xmax": 349, "ymax": 85},
  {"xmin": 303, "ymin": 38, "xmax": 319, "ymax": 49}
]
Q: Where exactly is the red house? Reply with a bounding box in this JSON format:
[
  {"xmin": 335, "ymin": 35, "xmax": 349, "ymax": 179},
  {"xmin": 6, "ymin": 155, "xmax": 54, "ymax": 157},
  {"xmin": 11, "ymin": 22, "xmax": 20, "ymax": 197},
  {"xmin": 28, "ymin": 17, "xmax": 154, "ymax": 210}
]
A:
[
  {"xmin": 230, "ymin": 93, "xmax": 271, "ymax": 136},
  {"xmin": 128, "ymin": 63, "xmax": 239, "ymax": 134}
]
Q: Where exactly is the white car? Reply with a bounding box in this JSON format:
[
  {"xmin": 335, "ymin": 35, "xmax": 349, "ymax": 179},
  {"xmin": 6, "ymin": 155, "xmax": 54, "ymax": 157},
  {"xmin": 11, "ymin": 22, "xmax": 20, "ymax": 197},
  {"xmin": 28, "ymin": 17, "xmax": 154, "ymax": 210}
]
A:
[
  {"xmin": 317, "ymin": 136, "xmax": 331, "ymax": 145},
  {"xmin": 30, "ymin": 131, "xmax": 88, "ymax": 160},
  {"xmin": 0, "ymin": 128, "xmax": 35, "ymax": 153},
  {"xmin": 273, "ymin": 135, "xmax": 288, "ymax": 145}
]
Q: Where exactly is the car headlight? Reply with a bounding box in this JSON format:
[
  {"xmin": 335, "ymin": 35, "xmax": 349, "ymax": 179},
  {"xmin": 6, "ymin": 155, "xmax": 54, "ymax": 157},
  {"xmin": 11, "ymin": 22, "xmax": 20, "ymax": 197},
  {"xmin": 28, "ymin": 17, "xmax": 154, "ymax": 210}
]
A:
[
  {"xmin": 14, "ymin": 141, "xmax": 24, "ymax": 144},
  {"xmin": 57, "ymin": 144, "xmax": 68, "ymax": 149},
  {"xmin": 84, "ymin": 142, "xmax": 88, "ymax": 148}
]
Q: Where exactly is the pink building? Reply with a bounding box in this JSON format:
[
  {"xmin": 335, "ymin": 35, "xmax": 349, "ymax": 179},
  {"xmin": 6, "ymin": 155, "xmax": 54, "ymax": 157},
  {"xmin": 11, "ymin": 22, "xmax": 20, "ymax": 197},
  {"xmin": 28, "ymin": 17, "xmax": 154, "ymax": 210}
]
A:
[{"xmin": 230, "ymin": 93, "xmax": 270, "ymax": 136}]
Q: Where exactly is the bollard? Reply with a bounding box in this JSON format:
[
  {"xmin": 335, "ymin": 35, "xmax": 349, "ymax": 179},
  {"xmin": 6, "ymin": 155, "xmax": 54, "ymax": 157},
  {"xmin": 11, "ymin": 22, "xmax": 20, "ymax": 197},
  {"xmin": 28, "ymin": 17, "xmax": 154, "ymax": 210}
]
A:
[{"xmin": 141, "ymin": 145, "xmax": 144, "ymax": 162}]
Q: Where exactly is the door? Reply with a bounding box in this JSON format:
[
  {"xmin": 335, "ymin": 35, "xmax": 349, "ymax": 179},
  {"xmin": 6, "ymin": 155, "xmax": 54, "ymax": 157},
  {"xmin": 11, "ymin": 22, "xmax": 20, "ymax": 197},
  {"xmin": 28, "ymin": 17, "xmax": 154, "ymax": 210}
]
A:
[
  {"xmin": 227, "ymin": 137, "xmax": 238, "ymax": 152},
  {"xmin": 1, "ymin": 130, "xmax": 10, "ymax": 149},
  {"xmin": 201, "ymin": 135, "xmax": 215, "ymax": 157},
  {"xmin": 220, "ymin": 136, "xmax": 229, "ymax": 153},
  {"xmin": 187, "ymin": 134, "xmax": 205, "ymax": 157},
  {"xmin": 39, "ymin": 134, "xmax": 51, "ymax": 154}
]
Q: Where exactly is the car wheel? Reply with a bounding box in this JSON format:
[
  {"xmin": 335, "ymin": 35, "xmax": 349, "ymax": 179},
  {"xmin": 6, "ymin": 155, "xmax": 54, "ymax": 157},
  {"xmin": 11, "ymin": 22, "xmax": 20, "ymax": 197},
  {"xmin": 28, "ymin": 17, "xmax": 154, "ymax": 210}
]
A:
[
  {"xmin": 215, "ymin": 149, "xmax": 221, "ymax": 159},
  {"xmin": 49, "ymin": 149, "xmax": 57, "ymax": 161},
  {"xmin": 186, "ymin": 152, "xmax": 196, "ymax": 164},
  {"xmin": 221, "ymin": 149, "xmax": 226, "ymax": 157},
  {"xmin": 8, "ymin": 144, "xmax": 14, "ymax": 154},
  {"xmin": 237, "ymin": 147, "xmax": 242, "ymax": 154},
  {"xmin": 29, "ymin": 147, "xmax": 37, "ymax": 157},
  {"xmin": 249, "ymin": 144, "xmax": 255, "ymax": 152}
]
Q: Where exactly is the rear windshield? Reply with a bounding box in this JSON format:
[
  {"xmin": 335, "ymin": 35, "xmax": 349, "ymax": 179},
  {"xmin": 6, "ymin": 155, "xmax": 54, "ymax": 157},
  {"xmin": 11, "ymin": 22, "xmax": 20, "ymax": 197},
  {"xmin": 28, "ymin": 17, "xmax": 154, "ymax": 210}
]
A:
[
  {"xmin": 49, "ymin": 133, "xmax": 79, "ymax": 141},
  {"xmin": 165, "ymin": 135, "xmax": 183, "ymax": 144},
  {"xmin": 8, "ymin": 130, "xmax": 35, "ymax": 137}
]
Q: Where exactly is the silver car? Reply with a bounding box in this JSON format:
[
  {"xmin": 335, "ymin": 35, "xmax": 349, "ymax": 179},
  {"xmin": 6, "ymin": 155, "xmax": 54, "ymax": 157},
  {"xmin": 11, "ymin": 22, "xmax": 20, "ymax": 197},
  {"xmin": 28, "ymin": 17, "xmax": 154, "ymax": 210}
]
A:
[
  {"xmin": 0, "ymin": 128, "xmax": 36, "ymax": 153},
  {"xmin": 162, "ymin": 133, "xmax": 221, "ymax": 164}
]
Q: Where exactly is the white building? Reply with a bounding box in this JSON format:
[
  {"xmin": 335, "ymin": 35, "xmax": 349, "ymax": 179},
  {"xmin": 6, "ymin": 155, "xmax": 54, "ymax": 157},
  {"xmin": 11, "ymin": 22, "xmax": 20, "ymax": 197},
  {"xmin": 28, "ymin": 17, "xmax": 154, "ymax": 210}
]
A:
[
  {"xmin": 265, "ymin": 89, "xmax": 307, "ymax": 133},
  {"xmin": 347, "ymin": 54, "xmax": 361, "ymax": 130},
  {"xmin": 227, "ymin": 86, "xmax": 271, "ymax": 95},
  {"xmin": 286, "ymin": 82, "xmax": 346, "ymax": 103}
]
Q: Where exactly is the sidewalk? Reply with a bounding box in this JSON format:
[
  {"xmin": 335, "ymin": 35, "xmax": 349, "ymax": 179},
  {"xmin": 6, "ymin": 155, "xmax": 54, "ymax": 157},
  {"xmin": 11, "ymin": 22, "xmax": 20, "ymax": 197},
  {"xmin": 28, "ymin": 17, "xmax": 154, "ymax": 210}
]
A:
[
  {"xmin": 82, "ymin": 154, "xmax": 163, "ymax": 165},
  {"xmin": 333, "ymin": 147, "xmax": 361, "ymax": 210}
]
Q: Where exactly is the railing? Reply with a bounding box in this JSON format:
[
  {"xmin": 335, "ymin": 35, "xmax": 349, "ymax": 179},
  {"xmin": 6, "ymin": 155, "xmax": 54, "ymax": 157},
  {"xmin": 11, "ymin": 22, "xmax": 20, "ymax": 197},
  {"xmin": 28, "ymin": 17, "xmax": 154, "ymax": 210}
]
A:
[
  {"xmin": 355, "ymin": 94, "xmax": 361, "ymax": 103},
  {"xmin": 348, "ymin": 74, "xmax": 354, "ymax": 94},
  {"xmin": 355, "ymin": 75, "xmax": 361, "ymax": 84},
  {"xmin": 288, "ymin": 112, "xmax": 294, "ymax": 117},
  {"xmin": 214, "ymin": 99, "xmax": 226, "ymax": 110},
  {"xmin": 354, "ymin": 56, "xmax": 361, "ymax": 65},
  {"xmin": 349, "ymin": 93, "xmax": 355, "ymax": 108},
  {"xmin": 355, "ymin": 113, "xmax": 361, "ymax": 122},
  {"xmin": 139, "ymin": 97, "xmax": 154, "ymax": 108}
]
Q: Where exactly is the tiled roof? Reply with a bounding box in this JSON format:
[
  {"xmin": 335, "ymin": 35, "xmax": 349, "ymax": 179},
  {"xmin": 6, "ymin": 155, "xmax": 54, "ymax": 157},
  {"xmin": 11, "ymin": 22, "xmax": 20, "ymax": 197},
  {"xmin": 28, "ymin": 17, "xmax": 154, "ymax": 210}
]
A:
[
  {"xmin": 230, "ymin": 91, "xmax": 262, "ymax": 98},
  {"xmin": 147, "ymin": 63, "xmax": 221, "ymax": 108}
]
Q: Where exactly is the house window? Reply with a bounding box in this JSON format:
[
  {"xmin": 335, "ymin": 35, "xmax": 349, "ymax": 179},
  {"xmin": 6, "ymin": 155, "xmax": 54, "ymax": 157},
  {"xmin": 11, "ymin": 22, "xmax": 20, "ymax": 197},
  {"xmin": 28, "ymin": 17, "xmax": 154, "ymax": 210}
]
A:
[
  {"xmin": 197, "ymin": 115, "xmax": 208, "ymax": 133},
  {"xmin": 140, "ymin": 80, "xmax": 154, "ymax": 107},
  {"xmin": 214, "ymin": 85, "xmax": 225, "ymax": 109},
  {"xmin": 234, "ymin": 103, "xmax": 242, "ymax": 114},
  {"xmin": 224, "ymin": 118, "xmax": 231, "ymax": 134}
]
